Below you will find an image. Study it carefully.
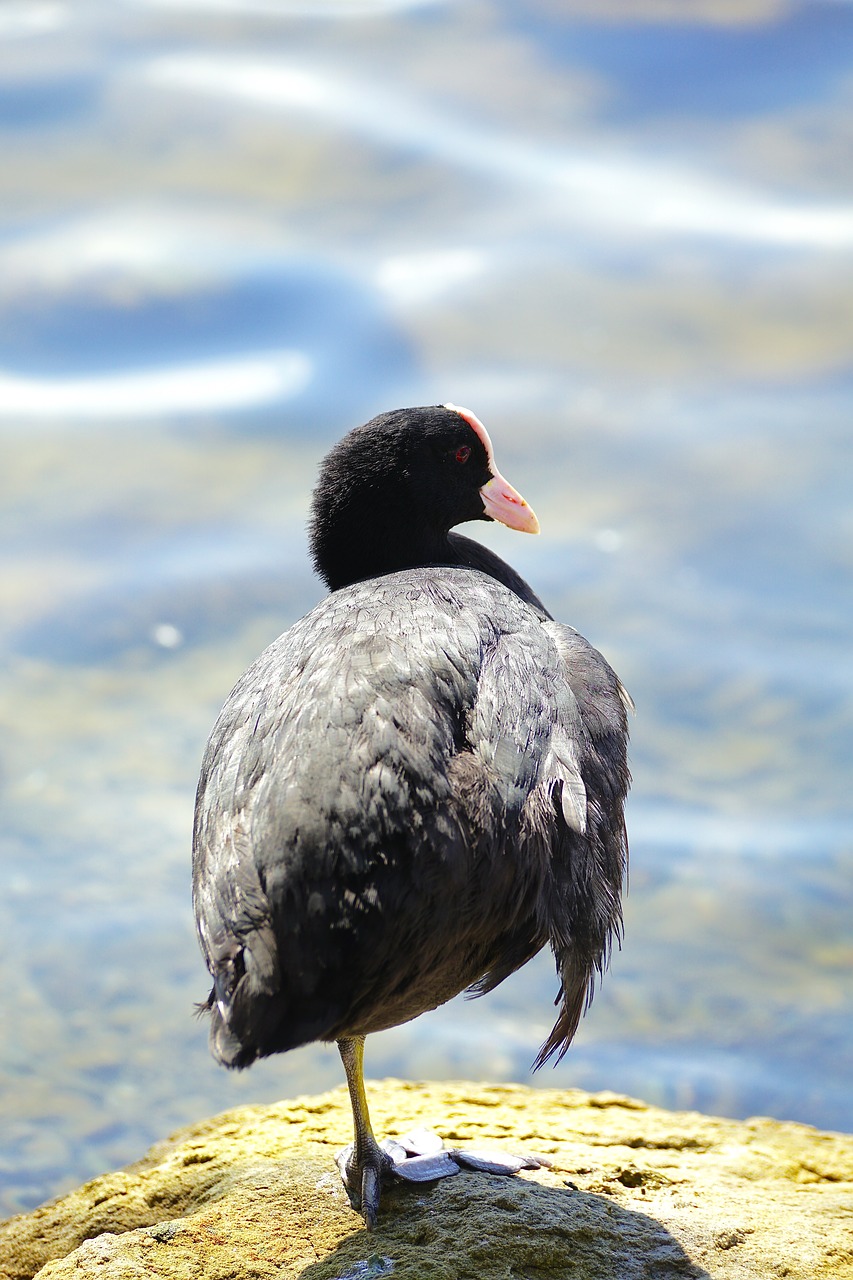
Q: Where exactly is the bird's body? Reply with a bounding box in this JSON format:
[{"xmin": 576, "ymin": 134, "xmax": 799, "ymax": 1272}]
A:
[{"xmin": 193, "ymin": 404, "xmax": 630, "ymax": 1226}]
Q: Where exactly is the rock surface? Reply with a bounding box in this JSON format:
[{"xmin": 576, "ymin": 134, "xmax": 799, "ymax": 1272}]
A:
[{"xmin": 1, "ymin": 1080, "xmax": 851, "ymax": 1280}]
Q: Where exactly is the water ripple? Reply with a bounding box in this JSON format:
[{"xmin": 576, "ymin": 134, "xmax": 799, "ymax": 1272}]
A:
[{"xmin": 145, "ymin": 53, "xmax": 853, "ymax": 250}]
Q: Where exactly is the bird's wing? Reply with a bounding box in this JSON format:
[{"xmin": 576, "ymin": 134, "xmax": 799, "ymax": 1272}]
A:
[
  {"xmin": 457, "ymin": 612, "xmax": 630, "ymax": 1065},
  {"xmin": 530, "ymin": 621, "xmax": 631, "ymax": 1067}
]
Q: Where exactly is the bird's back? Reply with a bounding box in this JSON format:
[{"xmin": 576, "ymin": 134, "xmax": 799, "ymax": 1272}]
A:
[{"xmin": 193, "ymin": 566, "xmax": 629, "ymax": 1069}]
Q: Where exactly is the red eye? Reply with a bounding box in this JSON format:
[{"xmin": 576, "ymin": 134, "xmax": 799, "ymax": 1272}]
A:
[{"xmin": 455, "ymin": 445, "xmax": 471, "ymax": 463}]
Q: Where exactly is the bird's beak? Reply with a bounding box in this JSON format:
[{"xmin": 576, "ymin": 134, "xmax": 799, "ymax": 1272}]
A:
[
  {"xmin": 444, "ymin": 403, "xmax": 541, "ymax": 534},
  {"xmin": 479, "ymin": 472, "xmax": 540, "ymax": 534}
]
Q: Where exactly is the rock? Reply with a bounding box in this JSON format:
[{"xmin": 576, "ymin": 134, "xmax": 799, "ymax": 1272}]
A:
[{"xmin": 1, "ymin": 1080, "xmax": 851, "ymax": 1279}]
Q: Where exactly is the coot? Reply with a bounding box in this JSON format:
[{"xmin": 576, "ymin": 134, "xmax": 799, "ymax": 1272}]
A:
[{"xmin": 193, "ymin": 404, "xmax": 631, "ymax": 1227}]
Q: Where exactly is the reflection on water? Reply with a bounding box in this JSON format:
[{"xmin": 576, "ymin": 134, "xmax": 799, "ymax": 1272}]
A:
[
  {"xmin": 0, "ymin": 350, "xmax": 311, "ymax": 417},
  {"xmin": 1, "ymin": 0, "xmax": 851, "ymax": 1220},
  {"xmin": 0, "ymin": 253, "xmax": 413, "ymax": 424}
]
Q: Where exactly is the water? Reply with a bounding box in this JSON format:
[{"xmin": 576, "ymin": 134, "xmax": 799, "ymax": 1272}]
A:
[{"xmin": 1, "ymin": 0, "xmax": 851, "ymax": 1221}]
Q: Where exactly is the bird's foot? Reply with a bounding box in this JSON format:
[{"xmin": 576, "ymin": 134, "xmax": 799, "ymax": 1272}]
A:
[
  {"xmin": 336, "ymin": 1128, "xmax": 460, "ymax": 1229},
  {"xmin": 336, "ymin": 1126, "xmax": 550, "ymax": 1226},
  {"xmin": 335, "ymin": 1136, "xmax": 396, "ymax": 1230}
]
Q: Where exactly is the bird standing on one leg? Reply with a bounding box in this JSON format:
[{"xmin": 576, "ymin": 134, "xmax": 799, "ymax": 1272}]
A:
[{"xmin": 193, "ymin": 404, "xmax": 631, "ymax": 1228}]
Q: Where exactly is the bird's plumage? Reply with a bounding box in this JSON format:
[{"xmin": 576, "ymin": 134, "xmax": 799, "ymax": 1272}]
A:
[
  {"xmin": 192, "ymin": 404, "xmax": 630, "ymax": 1223},
  {"xmin": 194, "ymin": 565, "xmax": 629, "ymax": 1069}
]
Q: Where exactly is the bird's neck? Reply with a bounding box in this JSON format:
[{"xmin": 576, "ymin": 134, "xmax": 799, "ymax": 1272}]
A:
[
  {"xmin": 312, "ymin": 519, "xmax": 457, "ymax": 592},
  {"xmin": 311, "ymin": 517, "xmax": 550, "ymax": 618}
]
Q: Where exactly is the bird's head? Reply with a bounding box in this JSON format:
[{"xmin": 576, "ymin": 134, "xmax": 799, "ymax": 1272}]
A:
[{"xmin": 309, "ymin": 404, "xmax": 539, "ymax": 589}]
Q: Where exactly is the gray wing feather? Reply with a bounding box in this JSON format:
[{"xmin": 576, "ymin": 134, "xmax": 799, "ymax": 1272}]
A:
[{"xmin": 531, "ymin": 620, "xmax": 631, "ymax": 1067}]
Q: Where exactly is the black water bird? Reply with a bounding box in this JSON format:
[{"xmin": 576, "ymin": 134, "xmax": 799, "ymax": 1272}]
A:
[{"xmin": 193, "ymin": 404, "xmax": 631, "ymax": 1227}]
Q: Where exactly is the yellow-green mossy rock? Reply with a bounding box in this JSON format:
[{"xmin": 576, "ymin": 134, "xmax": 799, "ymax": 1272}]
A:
[{"xmin": 1, "ymin": 1081, "xmax": 851, "ymax": 1279}]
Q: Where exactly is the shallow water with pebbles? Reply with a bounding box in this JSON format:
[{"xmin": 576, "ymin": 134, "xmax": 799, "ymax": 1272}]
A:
[{"xmin": 1, "ymin": 0, "xmax": 851, "ymax": 1220}]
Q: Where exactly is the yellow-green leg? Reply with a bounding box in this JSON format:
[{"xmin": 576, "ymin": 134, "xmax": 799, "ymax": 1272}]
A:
[
  {"xmin": 336, "ymin": 1036, "xmax": 393, "ymax": 1229},
  {"xmin": 335, "ymin": 1036, "xmax": 542, "ymax": 1227}
]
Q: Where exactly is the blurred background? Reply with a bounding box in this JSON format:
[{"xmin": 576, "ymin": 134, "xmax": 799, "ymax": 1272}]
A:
[{"xmin": 1, "ymin": 0, "xmax": 851, "ymax": 1221}]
